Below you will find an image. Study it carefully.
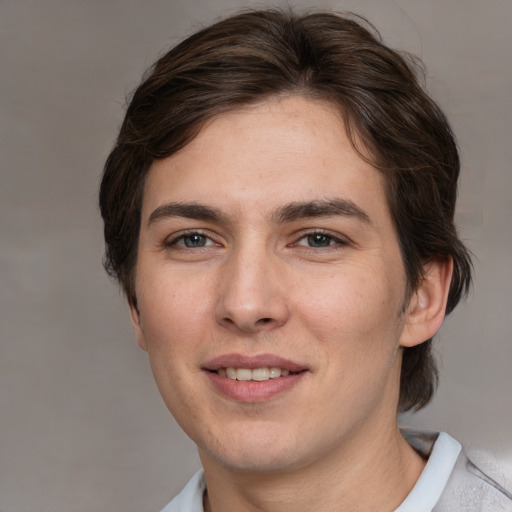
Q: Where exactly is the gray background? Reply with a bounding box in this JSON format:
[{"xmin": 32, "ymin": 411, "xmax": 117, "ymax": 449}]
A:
[{"xmin": 1, "ymin": 1, "xmax": 511, "ymax": 511}]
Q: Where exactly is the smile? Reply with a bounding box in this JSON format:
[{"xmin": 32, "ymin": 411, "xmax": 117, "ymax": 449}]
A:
[
  {"xmin": 217, "ymin": 367, "xmax": 293, "ymax": 381},
  {"xmin": 203, "ymin": 354, "xmax": 308, "ymax": 402}
]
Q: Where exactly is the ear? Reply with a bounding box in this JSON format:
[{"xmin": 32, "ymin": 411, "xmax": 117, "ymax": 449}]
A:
[
  {"xmin": 129, "ymin": 303, "xmax": 149, "ymax": 351},
  {"xmin": 399, "ymin": 258, "xmax": 453, "ymax": 348}
]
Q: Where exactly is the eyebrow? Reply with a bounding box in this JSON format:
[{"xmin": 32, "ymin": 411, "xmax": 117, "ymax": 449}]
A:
[
  {"xmin": 272, "ymin": 199, "xmax": 371, "ymax": 225},
  {"xmin": 147, "ymin": 198, "xmax": 371, "ymax": 227},
  {"xmin": 148, "ymin": 202, "xmax": 226, "ymax": 226}
]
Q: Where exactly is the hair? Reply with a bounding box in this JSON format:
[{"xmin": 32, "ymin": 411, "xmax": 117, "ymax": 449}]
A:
[{"xmin": 99, "ymin": 8, "xmax": 472, "ymax": 412}]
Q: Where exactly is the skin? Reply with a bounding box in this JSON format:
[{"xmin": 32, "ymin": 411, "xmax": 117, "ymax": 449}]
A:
[{"xmin": 130, "ymin": 96, "xmax": 452, "ymax": 511}]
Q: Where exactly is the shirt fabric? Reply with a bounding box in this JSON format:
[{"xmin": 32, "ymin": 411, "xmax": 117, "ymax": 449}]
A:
[{"xmin": 161, "ymin": 431, "xmax": 512, "ymax": 511}]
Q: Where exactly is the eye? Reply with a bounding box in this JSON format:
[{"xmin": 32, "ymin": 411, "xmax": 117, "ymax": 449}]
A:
[
  {"xmin": 304, "ymin": 233, "xmax": 335, "ymax": 248},
  {"xmin": 166, "ymin": 231, "xmax": 217, "ymax": 249},
  {"xmin": 293, "ymin": 231, "xmax": 347, "ymax": 249}
]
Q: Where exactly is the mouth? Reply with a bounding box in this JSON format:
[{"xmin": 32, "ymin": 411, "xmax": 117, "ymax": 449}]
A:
[
  {"xmin": 214, "ymin": 367, "xmax": 298, "ymax": 381},
  {"xmin": 202, "ymin": 354, "xmax": 308, "ymax": 401}
]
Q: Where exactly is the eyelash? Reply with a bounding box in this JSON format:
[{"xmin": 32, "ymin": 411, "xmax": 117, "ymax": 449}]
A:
[
  {"xmin": 164, "ymin": 230, "xmax": 218, "ymax": 249},
  {"xmin": 164, "ymin": 229, "xmax": 348, "ymax": 251},
  {"xmin": 292, "ymin": 230, "xmax": 349, "ymax": 250}
]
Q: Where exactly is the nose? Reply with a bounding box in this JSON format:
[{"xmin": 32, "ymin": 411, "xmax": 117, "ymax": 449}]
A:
[{"xmin": 215, "ymin": 245, "xmax": 289, "ymax": 334}]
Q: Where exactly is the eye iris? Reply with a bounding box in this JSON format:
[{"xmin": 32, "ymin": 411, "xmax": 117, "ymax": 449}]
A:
[
  {"xmin": 308, "ymin": 234, "xmax": 331, "ymax": 247},
  {"xmin": 184, "ymin": 234, "xmax": 206, "ymax": 248}
]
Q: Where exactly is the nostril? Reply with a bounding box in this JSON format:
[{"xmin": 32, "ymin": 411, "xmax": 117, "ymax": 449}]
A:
[{"xmin": 258, "ymin": 318, "xmax": 272, "ymax": 324}]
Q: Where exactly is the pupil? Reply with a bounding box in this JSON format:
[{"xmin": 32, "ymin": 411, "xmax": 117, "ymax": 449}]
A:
[
  {"xmin": 309, "ymin": 234, "xmax": 330, "ymax": 247},
  {"xmin": 185, "ymin": 234, "xmax": 206, "ymax": 248}
]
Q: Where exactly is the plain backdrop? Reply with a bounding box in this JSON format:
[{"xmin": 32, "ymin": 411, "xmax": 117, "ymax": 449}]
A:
[{"xmin": 1, "ymin": 1, "xmax": 511, "ymax": 511}]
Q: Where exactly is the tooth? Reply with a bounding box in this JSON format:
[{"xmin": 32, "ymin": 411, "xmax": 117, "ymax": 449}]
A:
[
  {"xmin": 252, "ymin": 368, "xmax": 270, "ymax": 381},
  {"xmin": 222, "ymin": 367, "xmax": 292, "ymax": 381},
  {"xmin": 269, "ymin": 367, "xmax": 282, "ymax": 378},
  {"xmin": 226, "ymin": 367, "xmax": 237, "ymax": 380},
  {"xmin": 236, "ymin": 368, "xmax": 252, "ymax": 381}
]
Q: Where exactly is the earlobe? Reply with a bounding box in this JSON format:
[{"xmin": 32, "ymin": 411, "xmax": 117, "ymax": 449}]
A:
[
  {"xmin": 129, "ymin": 303, "xmax": 149, "ymax": 351},
  {"xmin": 399, "ymin": 258, "xmax": 453, "ymax": 348}
]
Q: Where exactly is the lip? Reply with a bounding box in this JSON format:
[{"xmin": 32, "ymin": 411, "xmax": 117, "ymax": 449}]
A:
[
  {"xmin": 202, "ymin": 353, "xmax": 307, "ymax": 372},
  {"xmin": 202, "ymin": 353, "xmax": 308, "ymax": 403}
]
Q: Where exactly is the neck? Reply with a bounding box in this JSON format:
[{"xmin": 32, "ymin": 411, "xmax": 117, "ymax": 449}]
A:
[{"xmin": 200, "ymin": 422, "xmax": 426, "ymax": 512}]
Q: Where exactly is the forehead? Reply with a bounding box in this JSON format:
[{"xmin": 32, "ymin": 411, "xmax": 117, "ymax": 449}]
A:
[{"xmin": 142, "ymin": 96, "xmax": 389, "ymax": 223}]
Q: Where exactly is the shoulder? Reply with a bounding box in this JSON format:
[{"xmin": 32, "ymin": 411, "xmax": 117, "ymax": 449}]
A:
[
  {"xmin": 160, "ymin": 471, "xmax": 206, "ymax": 512},
  {"xmin": 400, "ymin": 429, "xmax": 512, "ymax": 511},
  {"xmin": 435, "ymin": 449, "xmax": 512, "ymax": 511}
]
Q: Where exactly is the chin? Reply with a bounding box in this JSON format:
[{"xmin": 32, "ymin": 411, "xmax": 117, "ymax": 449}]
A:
[
  {"xmin": 196, "ymin": 422, "xmax": 324, "ymax": 474},
  {"xmin": 206, "ymin": 446, "xmax": 308, "ymax": 474}
]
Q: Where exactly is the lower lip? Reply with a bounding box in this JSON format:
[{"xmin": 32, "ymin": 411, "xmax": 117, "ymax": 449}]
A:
[{"xmin": 205, "ymin": 371, "xmax": 306, "ymax": 402}]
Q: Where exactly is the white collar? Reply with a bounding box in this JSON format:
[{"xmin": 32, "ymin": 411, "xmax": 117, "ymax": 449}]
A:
[{"xmin": 395, "ymin": 431, "xmax": 462, "ymax": 511}]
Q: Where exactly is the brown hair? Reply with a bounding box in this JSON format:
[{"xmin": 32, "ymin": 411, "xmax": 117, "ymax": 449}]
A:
[{"xmin": 99, "ymin": 8, "xmax": 472, "ymax": 412}]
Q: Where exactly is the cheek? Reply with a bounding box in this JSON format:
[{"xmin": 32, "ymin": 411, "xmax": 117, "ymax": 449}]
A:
[
  {"xmin": 293, "ymin": 263, "xmax": 405, "ymax": 393},
  {"xmin": 135, "ymin": 273, "xmax": 212, "ymax": 420},
  {"xmin": 137, "ymin": 268, "xmax": 214, "ymax": 348},
  {"xmin": 295, "ymin": 264, "xmax": 402, "ymax": 339}
]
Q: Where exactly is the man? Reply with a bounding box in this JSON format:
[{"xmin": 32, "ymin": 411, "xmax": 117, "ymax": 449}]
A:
[{"xmin": 99, "ymin": 9, "xmax": 511, "ymax": 511}]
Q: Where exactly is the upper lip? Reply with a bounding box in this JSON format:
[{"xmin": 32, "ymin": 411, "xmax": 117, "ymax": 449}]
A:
[{"xmin": 202, "ymin": 353, "xmax": 307, "ymax": 372}]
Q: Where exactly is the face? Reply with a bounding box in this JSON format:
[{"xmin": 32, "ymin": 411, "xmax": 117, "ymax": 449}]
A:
[{"xmin": 131, "ymin": 96, "xmax": 419, "ymax": 474}]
